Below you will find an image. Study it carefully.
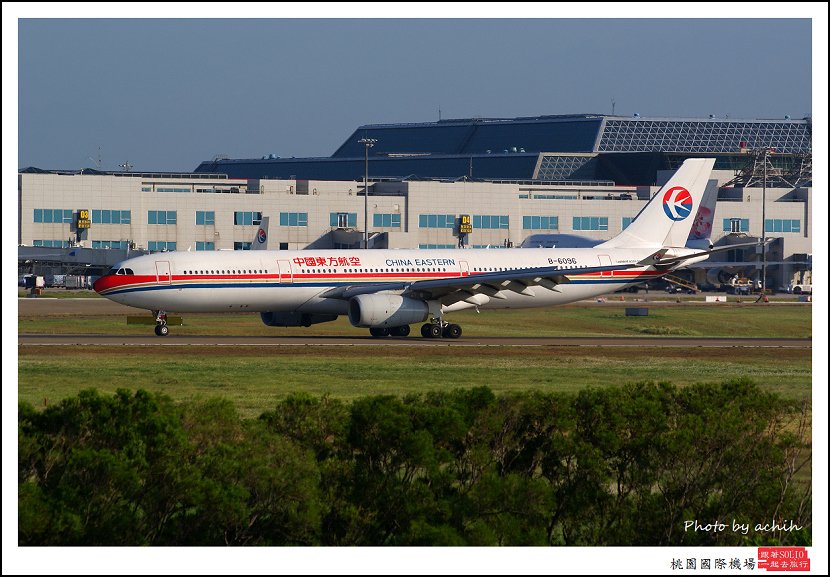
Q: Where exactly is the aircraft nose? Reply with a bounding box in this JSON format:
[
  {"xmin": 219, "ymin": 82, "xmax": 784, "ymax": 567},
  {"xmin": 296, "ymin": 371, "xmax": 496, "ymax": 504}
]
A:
[{"xmin": 92, "ymin": 275, "xmax": 109, "ymax": 294}]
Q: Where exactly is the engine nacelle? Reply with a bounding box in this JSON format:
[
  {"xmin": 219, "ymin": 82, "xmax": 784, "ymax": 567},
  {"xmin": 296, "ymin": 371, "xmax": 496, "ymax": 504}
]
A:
[
  {"xmin": 347, "ymin": 294, "xmax": 429, "ymax": 328},
  {"xmin": 260, "ymin": 311, "xmax": 338, "ymax": 327}
]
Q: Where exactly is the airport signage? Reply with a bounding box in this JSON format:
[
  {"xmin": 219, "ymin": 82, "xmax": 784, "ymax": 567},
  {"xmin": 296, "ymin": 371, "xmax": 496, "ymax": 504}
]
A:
[
  {"xmin": 76, "ymin": 209, "xmax": 91, "ymax": 229},
  {"xmin": 459, "ymin": 214, "xmax": 473, "ymax": 234}
]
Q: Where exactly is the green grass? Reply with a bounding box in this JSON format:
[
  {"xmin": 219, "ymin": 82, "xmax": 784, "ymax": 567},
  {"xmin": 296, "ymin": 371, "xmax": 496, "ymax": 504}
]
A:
[
  {"xmin": 19, "ymin": 345, "xmax": 811, "ymax": 418},
  {"xmin": 18, "ymin": 302, "xmax": 812, "ymax": 338}
]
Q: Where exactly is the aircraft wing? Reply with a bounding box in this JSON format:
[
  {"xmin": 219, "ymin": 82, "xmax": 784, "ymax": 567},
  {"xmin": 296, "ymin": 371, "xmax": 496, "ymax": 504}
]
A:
[{"xmin": 320, "ymin": 263, "xmax": 639, "ymax": 306}]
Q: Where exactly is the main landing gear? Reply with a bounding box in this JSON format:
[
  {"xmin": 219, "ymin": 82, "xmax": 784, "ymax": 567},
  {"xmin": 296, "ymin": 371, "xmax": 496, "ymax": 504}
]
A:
[
  {"xmin": 367, "ymin": 321, "xmax": 462, "ymax": 339},
  {"xmin": 152, "ymin": 310, "xmax": 169, "ymax": 337},
  {"xmin": 420, "ymin": 321, "xmax": 462, "ymax": 339}
]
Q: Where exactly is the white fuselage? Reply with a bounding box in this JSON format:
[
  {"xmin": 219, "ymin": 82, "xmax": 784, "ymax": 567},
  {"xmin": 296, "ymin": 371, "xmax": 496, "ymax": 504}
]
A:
[{"xmin": 96, "ymin": 247, "xmax": 669, "ymax": 315}]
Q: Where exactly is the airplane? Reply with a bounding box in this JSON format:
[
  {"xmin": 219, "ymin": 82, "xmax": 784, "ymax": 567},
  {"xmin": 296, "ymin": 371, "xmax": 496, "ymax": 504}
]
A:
[{"xmin": 93, "ymin": 158, "xmax": 757, "ymax": 338}]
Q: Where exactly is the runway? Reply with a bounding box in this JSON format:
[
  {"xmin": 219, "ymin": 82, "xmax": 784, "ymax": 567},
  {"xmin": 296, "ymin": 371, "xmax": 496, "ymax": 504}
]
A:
[{"xmin": 17, "ymin": 333, "xmax": 811, "ymax": 348}]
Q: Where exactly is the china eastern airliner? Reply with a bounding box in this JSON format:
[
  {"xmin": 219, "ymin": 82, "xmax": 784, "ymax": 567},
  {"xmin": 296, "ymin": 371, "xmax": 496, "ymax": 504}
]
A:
[{"xmin": 94, "ymin": 158, "xmax": 749, "ymax": 338}]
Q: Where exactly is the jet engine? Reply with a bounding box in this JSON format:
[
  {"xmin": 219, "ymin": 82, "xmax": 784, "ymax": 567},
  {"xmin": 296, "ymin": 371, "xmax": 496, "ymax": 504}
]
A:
[{"xmin": 347, "ymin": 294, "xmax": 429, "ymax": 328}]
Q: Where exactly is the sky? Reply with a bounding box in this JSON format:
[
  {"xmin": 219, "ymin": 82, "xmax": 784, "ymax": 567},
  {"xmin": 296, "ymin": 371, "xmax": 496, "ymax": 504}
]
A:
[
  {"xmin": 14, "ymin": 12, "xmax": 817, "ymax": 172},
  {"xmin": 4, "ymin": 4, "xmax": 829, "ymax": 575}
]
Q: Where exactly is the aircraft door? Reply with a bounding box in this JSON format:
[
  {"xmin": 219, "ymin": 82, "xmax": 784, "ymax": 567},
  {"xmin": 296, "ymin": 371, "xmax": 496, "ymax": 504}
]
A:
[
  {"xmin": 155, "ymin": 261, "xmax": 172, "ymax": 284},
  {"xmin": 598, "ymin": 255, "xmax": 613, "ymax": 277},
  {"xmin": 277, "ymin": 260, "xmax": 293, "ymax": 284},
  {"xmin": 459, "ymin": 260, "xmax": 470, "ymax": 277}
]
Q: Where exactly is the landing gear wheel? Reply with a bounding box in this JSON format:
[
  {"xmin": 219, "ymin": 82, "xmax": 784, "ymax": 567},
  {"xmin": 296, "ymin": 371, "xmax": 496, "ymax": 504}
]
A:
[
  {"xmin": 424, "ymin": 324, "xmax": 442, "ymax": 338},
  {"xmin": 390, "ymin": 325, "xmax": 411, "ymax": 337},
  {"xmin": 443, "ymin": 324, "xmax": 462, "ymax": 339},
  {"xmin": 369, "ymin": 327, "xmax": 390, "ymax": 338},
  {"xmin": 154, "ymin": 324, "xmax": 169, "ymax": 337}
]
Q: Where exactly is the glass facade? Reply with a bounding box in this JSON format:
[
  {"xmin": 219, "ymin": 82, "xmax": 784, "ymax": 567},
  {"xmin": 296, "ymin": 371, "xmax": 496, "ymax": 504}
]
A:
[
  {"xmin": 598, "ymin": 119, "xmax": 811, "ymax": 154},
  {"xmin": 535, "ymin": 155, "xmax": 597, "ymax": 181},
  {"xmin": 195, "ymin": 241, "xmax": 215, "ymax": 251}
]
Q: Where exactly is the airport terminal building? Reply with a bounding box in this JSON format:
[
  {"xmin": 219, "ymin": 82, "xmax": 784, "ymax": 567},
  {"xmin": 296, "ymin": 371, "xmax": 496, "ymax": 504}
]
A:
[{"xmin": 18, "ymin": 114, "xmax": 812, "ymax": 290}]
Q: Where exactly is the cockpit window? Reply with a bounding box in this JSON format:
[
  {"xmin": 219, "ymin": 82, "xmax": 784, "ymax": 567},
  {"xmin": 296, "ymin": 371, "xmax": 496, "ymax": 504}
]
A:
[{"xmin": 108, "ymin": 267, "xmax": 135, "ymax": 276}]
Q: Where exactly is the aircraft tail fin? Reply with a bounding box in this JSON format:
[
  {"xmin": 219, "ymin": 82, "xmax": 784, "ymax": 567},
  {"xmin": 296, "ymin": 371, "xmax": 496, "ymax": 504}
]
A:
[
  {"xmin": 252, "ymin": 217, "xmax": 270, "ymax": 250},
  {"xmin": 598, "ymin": 158, "xmax": 716, "ymax": 249},
  {"xmin": 685, "ymin": 179, "xmax": 718, "ymax": 250}
]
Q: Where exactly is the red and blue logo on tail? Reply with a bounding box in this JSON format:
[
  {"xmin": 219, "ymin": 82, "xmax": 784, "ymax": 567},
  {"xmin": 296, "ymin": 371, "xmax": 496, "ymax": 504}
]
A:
[
  {"xmin": 662, "ymin": 186, "xmax": 693, "ymax": 221},
  {"xmin": 256, "ymin": 228, "xmax": 267, "ymax": 244}
]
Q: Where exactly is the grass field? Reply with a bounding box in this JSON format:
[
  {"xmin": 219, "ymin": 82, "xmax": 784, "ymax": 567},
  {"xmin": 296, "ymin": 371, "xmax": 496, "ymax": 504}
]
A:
[
  {"xmin": 19, "ymin": 345, "xmax": 811, "ymax": 418},
  {"xmin": 18, "ymin": 300, "xmax": 812, "ymax": 338},
  {"xmin": 18, "ymin": 299, "xmax": 812, "ymax": 417}
]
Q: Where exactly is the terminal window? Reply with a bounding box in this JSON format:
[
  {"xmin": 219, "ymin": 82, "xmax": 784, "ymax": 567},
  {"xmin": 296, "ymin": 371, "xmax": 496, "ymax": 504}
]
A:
[
  {"xmin": 92, "ymin": 210, "xmax": 131, "ymax": 225},
  {"xmin": 148, "ymin": 211, "xmax": 177, "ymax": 225},
  {"xmin": 279, "ymin": 212, "xmax": 307, "ymax": 227},
  {"xmin": 473, "ymin": 215, "xmax": 509, "ymax": 230},
  {"xmin": 195, "ymin": 241, "xmax": 215, "ymax": 251},
  {"xmin": 33, "ymin": 209, "xmax": 73, "ymax": 224},
  {"xmin": 330, "ymin": 212, "xmax": 357, "ymax": 228},
  {"xmin": 33, "ymin": 240, "xmax": 70, "ymax": 248},
  {"xmin": 91, "ymin": 240, "xmax": 129, "ymax": 249},
  {"xmin": 419, "ymin": 214, "xmax": 455, "ymax": 229},
  {"xmin": 572, "ymin": 216, "xmax": 608, "ymax": 231},
  {"xmin": 148, "ymin": 241, "xmax": 176, "ymax": 251},
  {"xmin": 723, "ymin": 218, "xmax": 750, "ymax": 233},
  {"xmin": 522, "ymin": 216, "xmax": 559, "ymax": 230},
  {"xmin": 765, "ymin": 219, "xmax": 800, "ymax": 233},
  {"xmin": 373, "ymin": 213, "xmax": 401, "ymax": 228},
  {"xmin": 234, "ymin": 211, "xmax": 263, "ymax": 226},
  {"xmin": 196, "ymin": 211, "xmax": 215, "ymax": 226}
]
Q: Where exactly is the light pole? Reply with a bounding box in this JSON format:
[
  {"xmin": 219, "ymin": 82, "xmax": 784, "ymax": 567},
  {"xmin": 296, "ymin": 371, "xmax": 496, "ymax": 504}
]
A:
[
  {"xmin": 359, "ymin": 138, "xmax": 377, "ymax": 249},
  {"xmin": 760, "ymin": 148, "xmax": 769, "ymax": 298}
]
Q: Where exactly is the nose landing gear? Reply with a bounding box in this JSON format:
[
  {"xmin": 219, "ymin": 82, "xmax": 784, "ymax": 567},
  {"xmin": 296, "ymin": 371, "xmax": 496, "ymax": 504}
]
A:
[{"xmin": 152, "ymin": 310, "xmax": 169, "ymax": 337}]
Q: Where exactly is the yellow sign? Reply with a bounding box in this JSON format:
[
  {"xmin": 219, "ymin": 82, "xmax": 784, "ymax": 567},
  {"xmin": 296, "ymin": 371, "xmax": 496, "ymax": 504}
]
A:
[
  {"xmin": 77, "ymin": 210, "xmax": 91, "ymax": 229},
  {"xmin": 459, "ymin": 214, "xmax": 473, "ymax": 234}
]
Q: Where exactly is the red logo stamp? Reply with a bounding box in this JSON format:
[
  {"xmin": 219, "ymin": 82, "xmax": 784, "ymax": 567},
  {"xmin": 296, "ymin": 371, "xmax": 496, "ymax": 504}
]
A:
[{"xmin": 758, "ymin": 547, "xmax": 810, "ymax": 571}]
